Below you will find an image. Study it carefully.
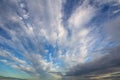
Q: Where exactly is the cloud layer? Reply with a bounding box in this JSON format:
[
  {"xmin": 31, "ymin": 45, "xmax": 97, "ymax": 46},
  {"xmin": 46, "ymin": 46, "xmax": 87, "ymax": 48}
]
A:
[{"xmin": 0, "ymin": 0, "xmax": 120, "ymax": 80}]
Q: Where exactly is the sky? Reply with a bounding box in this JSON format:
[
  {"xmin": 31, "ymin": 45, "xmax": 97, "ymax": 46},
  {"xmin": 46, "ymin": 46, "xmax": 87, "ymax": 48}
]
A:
[{"xmin": 0, "ymin": 0, "xmax": 120, "ymax": 80}]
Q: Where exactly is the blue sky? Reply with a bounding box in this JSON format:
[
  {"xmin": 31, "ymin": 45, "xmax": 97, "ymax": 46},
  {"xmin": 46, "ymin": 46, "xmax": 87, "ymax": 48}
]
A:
[{"xmin": 0, "ymin": 0, "xmax": 120, "ymax": 80}]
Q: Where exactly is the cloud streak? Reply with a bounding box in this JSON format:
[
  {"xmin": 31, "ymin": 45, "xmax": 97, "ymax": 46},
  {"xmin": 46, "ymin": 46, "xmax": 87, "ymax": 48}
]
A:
[{"xmin": 0, "ymin": 0, "xmax": 120, "ymax": 80}]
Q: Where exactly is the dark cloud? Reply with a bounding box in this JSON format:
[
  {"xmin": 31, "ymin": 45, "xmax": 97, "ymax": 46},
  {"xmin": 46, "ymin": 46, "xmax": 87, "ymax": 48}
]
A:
[
  {"xmin": 104, "ymin": 16, "xmax": 120, "ymax": 41},
  {"xmin": 66, "ymin": 45, "xmax": 120, "ymax": 76}
]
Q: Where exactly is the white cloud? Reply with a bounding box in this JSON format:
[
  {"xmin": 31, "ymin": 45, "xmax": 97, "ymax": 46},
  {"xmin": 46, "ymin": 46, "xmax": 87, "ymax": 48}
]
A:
[
  {"xmin": 12, "ymin": 64, "xmax": 35, "ymax": 72},
  {"xmin": 0, "ymin": 0, "xmax": 65, "ymax": 78},
  {"xmin": 25, "ymin": 0, "xmax": 66, "ymax": 45},
  {"xmin": 0, "ymin": 50, "xmax": 26, "ymax": 64},
  {"xmin": 0, "ymin": 0, "xmax": 94, "ymax": 75},
  {"xmin": 0, "ymin": 59, "xmax": 8, "ymax": 63},
  {"xmin": 113, "ymin": 9, "xmax": 120, "ymax": 14},
  {"xmin": 78, "ymin": 29, "xmax": 89, "ymax": 37},
  {"xmin": 56, "ymin": 0, "xmax": 97, "ymax": 70},
  {"xmin": 68, "ymin": 1, "xmax": 96, "ymax": 28},
  {"xmin": 1, "ymin": 0, "xmax": 119, "ymax": 79},
  {"xmin": 11, "ymin": 56, "xmax": 26, "ymax": 64}
]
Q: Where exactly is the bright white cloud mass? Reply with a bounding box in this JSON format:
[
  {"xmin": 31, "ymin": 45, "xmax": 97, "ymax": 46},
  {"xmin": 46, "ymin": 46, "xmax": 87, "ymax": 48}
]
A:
[{"xmin": 0, "ymin": 0, "xmax": 120, "ymax": 80}]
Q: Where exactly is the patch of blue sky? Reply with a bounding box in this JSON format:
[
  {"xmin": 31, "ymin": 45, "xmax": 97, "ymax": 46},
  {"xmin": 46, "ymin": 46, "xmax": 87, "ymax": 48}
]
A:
[
  {"xmin": 0, "ymin": 43, "xmax": 16, "ymax": 54},
  {"xmin": 44, "ymin": 43, "xmax": 56, "ymax": 62},
  {"xmin": 43, "ymin": 42, "xmax": 67, "ymax": 67},
  {"xmin": 0, "ymin": 27, "xmax": 11, "ymax": 39},
  {"xmin": 0, "ymin": 56, "xmax": 10, "ymax": 62}
]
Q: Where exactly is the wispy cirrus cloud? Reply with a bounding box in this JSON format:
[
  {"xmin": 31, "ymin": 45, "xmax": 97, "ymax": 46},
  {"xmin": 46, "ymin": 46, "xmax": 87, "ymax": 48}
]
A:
[{"xmin": 0, "ymin": 0, "xmax": 120, "ymax": 80}]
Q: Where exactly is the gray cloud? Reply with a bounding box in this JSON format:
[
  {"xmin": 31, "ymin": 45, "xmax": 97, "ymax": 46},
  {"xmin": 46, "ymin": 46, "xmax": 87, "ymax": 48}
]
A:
[
  {"xmin": 66, "ymin": 45, "xmax": 120, "ymax": 76},
  {"xmin": 104, "ymin": 16, "xmax": 120, "ymax": 41}
]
